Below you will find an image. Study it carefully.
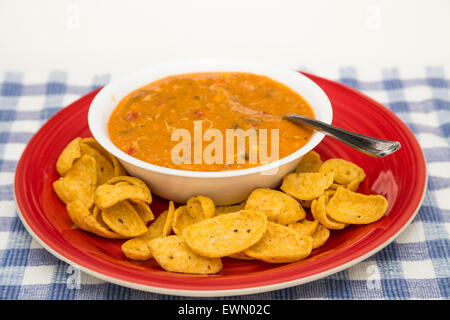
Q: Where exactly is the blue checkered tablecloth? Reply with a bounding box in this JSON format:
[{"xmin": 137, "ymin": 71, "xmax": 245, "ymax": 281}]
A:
[{"xmin": 0, "ymin": 67, "xmax": 449, "ymax": 300}]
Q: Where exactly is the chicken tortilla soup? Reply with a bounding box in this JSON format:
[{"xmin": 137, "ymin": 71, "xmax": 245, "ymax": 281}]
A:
[{"xmin": 107, "ymin": 72, "xmax": 315, "ymax": 171}]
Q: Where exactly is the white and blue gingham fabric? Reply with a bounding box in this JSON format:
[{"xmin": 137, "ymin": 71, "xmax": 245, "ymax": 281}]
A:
[{"xmin": 0, "ymin": 67, "xmax": 448, "ymax": 300}]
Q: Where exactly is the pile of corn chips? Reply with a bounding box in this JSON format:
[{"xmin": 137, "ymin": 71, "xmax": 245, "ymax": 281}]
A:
[
  {"xmin": 53, "ymin": 137, "xmax": 154, "ymax": 240},
  {"xmin": 54, "ymin": 139, "xmax": 388, "ymax": 275}
]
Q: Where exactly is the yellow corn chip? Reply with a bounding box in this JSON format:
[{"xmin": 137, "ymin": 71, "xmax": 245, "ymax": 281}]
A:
[
  {"xmin": 172, "ymin": 200, "xmax": 216, "ymax": 235},
  {"xmin": 66, "ymin": 200, "xmax": 127, "ymax": 239},
  {"xmin": 328, "ymin": 183, "xmax": 341, "ymax": 190},
  {"xmin": 215, "ymin": 203, "xmax": 246, "ymax": 215},
  {"xmin": 80, "ymin": 142, "xmax": 115, "ymax": 185},
  {"xmin": 107, "ymin": 175, "xmax": 146, "ymax": 188},
  {"xmin": 110, "ymin": 156, "xmax": 128, "ymax": 176},
  {"xmin": 324, "ymin": 189, "xmax": 336, "ymax": 198},
  {"xmin": 280, "ymin": 171, "xmax": 334, "ymax": 201},
  {"xmin": 245, "ymin": 188, "xmax": 306, "ymax": 225},
  {"xmin": 121, "ymin": 210, "xmax": 168, "ymax": 260},
  {"xmin": 53, "ymin": 154, "xmax": 97, "ymax": 208},
  {"xmin": 162, "ymin": 201, "xmax": 175, "ymax": 237},
  {"xmin": 244, "ymin": 222, "xmax": 313, "ymax": 263},
  {"xmin": 149, "ymin": 235, "xmax": 223, "ymax": 274},
  {"xmin": 56, "ymin": 137, "xmax": 82, "ymax": 176},
  {"xmin": 183, "ymin": 210, "xmax": 268, "ymax": 258},
  {"xmin": 346, "ymin": 179, "xmax": 361, "ymax": 192},
  {"xmin": 92, "ymin": 205, "xmax": 117, "ymax": 233},
  {"xmin": 130, "ymin": 200, "xmax": 154, "ymax": 224},
  {"xmin": 80, "ymin": 138, "xmax": 107, "ymax": 154},
  {"xmin": 113, "ymin": 177, "xmax": 151, "ymax": 203},
  {"xmin": 295, "ymin": 151, "xmax": 323, "ymax": 173},
  {"xmin": 172, "ymin": 206, "xmax": 194, "ymax": 235},
  {"xmin": 298, "ymin": 199, "xmax": 312, "ymax": 208},
  {"xmin": 312, "ymin": 224, "xmax": 330, "ymax": 249},
  {"xmin": 311, "ymin": 194, "xmax": 346, "ymax": 230},
  {"xmin": 105, "ymin": 176, "xmax": 152, "ymax": 203},
  {"xmin": 288, "ymin": 219, "xmax": 319, "ymax": 237},
  {"xmin": 81, "ymin": 138, "xmax": 128, "ymax": 176},
  {"xmin": 326, "ymin": 187, "xmax": 388, "ymax": 224},
  {"xmin": 101, "ymin": 200, "xmax": 147, "ymax": 237},
  {"xmin": 330, "ymin": 181, "xmax": 360, "ymax": 192},
  {"xmin": 95, "ymin": 183, "xmax": 150, "ymax": 210},
  {"xmin": 319, "ymin": 158, "xmax": 366, "ymax": 188},
  {"xmin": 186, "ymin": 195, "xmax": 215, "ymax": 220}
]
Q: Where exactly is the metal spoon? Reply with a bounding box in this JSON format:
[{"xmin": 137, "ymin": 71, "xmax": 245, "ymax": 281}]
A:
[{"xmin": 283, "ymin": 114, "xmax": 401, "ymax": 157}]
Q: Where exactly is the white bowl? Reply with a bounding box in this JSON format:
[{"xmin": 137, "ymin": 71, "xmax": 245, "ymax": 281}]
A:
[{"xmin": 88, "ymin": 58, "xmax": 332, "ymax": 205}]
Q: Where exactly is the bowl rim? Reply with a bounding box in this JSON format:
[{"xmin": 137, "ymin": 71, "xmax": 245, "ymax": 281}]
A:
[{"xmin": 88, "ymin": 57, "xmax": 333, "ymax": 178}]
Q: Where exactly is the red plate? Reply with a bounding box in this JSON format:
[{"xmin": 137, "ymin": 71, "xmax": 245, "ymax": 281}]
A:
[{"xmin": 14, "ymin": 73, "xmax": 427, "ymax": 296}]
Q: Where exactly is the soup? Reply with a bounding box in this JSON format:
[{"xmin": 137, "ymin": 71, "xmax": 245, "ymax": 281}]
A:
[{"xmin": 108, "ymin": 72, "xmax": 314, "ymax": 171}]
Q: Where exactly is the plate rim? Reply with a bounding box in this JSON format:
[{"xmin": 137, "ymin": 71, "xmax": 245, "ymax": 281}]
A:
[{"xmin": 13, "ymin": 73, "xmax": 428, "ymax": 297}]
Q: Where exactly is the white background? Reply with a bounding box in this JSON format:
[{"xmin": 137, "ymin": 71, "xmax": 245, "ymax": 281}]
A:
[{"xmin": 1, "ymin": 0, "xmax": 449, "ymax": 76}]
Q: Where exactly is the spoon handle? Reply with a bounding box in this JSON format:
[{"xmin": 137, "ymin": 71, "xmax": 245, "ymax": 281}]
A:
[{"xmin": 284, "ymin": 114, "xmax": 401, "ymax": 157}]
